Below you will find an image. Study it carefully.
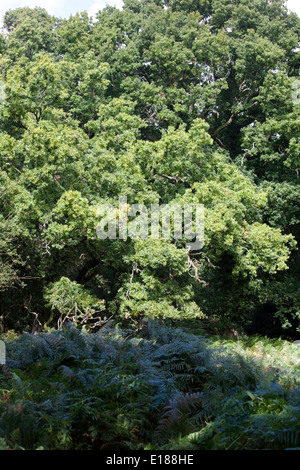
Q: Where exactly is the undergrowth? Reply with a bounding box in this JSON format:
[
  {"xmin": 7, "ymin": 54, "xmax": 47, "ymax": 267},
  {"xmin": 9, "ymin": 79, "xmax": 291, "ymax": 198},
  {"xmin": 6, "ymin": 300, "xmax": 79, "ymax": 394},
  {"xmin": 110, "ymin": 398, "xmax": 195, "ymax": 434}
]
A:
[{"xmin": 0, "ymin": 321, "xmax": 299, "ymax": 450}]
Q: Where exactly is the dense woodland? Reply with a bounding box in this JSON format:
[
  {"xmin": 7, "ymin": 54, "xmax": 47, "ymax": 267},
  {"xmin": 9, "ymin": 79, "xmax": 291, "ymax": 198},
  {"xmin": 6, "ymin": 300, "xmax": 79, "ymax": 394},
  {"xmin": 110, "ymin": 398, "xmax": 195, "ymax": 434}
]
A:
[{"xmin": 0, "ymin": 0, "xmax": 299, "ymax": 451}]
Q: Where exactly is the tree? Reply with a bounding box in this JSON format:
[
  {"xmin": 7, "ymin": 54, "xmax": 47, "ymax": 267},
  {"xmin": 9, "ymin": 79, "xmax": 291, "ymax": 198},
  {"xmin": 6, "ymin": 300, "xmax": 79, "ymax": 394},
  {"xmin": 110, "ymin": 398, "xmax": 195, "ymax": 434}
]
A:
[
  {"xmin": 3, "ymin": 7, "xmax": 58, "ymax": 59},
  {"xmin": 0, "ymin": 0, "xmax": 299, "ymax": 337}
]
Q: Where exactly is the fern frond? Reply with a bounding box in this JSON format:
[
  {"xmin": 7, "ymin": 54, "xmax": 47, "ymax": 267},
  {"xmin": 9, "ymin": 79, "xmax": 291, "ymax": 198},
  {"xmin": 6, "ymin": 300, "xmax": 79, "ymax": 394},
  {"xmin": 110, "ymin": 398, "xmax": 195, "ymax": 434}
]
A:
[
  {"xmin": 277, "ymin": 429, "xmax": 300, "ymax": 447},
  {"xmin": 154, "ymin": 392, "xmax": 203, "ymax": 443},
  {"xmin": 58, "ymin": 365, "xmax": 75, "ymax": 379}
]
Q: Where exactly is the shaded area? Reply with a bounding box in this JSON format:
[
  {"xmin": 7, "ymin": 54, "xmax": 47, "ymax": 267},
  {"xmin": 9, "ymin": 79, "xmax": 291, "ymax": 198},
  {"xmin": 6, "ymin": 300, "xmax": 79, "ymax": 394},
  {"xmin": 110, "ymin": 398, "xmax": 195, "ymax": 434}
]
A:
[{"xmin": 0, "ymin": 321, "xmax": 299, "ymax": 450}]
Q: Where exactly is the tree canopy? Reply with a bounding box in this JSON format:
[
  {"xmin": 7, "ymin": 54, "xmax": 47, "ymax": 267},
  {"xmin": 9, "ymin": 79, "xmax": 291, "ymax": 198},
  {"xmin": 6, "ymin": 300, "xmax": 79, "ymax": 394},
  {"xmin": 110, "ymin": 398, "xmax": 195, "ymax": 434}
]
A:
[{"xmin": 0, "ymin": 0, "xmax": 299, "ymax": 337}]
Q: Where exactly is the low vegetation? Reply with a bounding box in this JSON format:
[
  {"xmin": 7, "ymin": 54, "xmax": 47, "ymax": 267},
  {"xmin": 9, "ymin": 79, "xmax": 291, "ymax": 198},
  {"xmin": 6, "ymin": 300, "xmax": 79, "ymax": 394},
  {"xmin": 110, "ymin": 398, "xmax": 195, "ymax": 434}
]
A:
[{"xmin": 0, "ymin": 321, "xmax": 299, "ymax": 450}]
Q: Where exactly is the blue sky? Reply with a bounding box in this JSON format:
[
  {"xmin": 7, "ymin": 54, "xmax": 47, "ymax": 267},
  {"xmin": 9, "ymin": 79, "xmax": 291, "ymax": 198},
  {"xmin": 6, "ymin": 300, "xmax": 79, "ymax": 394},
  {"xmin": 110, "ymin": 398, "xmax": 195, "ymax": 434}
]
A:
[
  {"xmin": 0, "ymin": 0, "xmax": 299, "ymax": 24},
  {"xmin": 0, "ymin": 0, "xmax": 123, "ymax": 23}
]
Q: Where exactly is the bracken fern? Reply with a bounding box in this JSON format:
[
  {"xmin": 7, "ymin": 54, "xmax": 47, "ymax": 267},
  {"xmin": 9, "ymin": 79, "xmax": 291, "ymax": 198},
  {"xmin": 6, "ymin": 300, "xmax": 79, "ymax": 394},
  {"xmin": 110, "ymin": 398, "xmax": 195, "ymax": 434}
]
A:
[{"xmin": 0, "ymin": 321, "xmax": 299, "ymax": 450}]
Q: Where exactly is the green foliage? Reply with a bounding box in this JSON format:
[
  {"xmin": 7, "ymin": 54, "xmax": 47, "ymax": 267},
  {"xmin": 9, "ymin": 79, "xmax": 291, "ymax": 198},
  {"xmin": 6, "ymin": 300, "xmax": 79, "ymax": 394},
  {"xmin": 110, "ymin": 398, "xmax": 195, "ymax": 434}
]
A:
[
  {"xmin": 0, "ymin": 0, "xmax": 299, "ymax": 341},
  {"xmin": 3, "ymin": 7, "xmax": 57, "ymax": 59},
  {"xmin": 0, "ymin": 322, "xmax": 299, "ymax": 450},
  {"xmin": 44, "ymin": 277, "xmax": 105, "ymax": 329},
  {"xmin": 0, "ymin": 0, "xmax": 299, "ymax": 449}
]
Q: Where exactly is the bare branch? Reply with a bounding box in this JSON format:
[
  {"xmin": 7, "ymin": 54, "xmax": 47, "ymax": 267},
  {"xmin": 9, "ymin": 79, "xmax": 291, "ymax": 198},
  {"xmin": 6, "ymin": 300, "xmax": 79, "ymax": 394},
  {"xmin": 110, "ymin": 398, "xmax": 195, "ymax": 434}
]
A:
[{"xmin": 187, "ymin": 255, "xmax": 208, "ymax": 286}]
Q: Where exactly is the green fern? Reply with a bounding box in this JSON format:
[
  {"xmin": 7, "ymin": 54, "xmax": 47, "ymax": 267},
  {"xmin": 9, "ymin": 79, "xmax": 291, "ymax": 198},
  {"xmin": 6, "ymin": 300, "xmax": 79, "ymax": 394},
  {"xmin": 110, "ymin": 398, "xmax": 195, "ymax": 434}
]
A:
[
  {"xmin": 154, "ymin": 392, "xmax": 203, "ymax": 443},
  {"xmin": 1, "ymin": 321, "xmax": 300, "ymax": 450}
]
